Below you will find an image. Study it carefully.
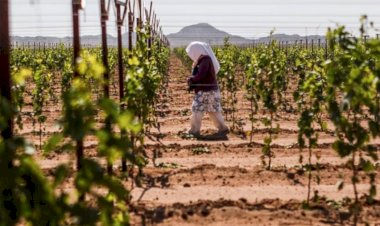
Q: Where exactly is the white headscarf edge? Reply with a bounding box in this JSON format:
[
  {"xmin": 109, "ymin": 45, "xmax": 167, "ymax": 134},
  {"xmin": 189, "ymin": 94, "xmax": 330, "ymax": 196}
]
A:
[{"xmin": 185, "ymin": 41, "xmax": 220, "ymax": 75}]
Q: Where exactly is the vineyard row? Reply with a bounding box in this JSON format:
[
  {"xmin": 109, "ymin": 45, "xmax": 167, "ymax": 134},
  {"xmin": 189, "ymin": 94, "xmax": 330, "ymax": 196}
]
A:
[
  {"xmin": 0, "ymin": 0, "xmax": 171, "ymax": 225},
  {"xmin": 175, "ymin": 18, "xmax": 380, "ymax": 225}
]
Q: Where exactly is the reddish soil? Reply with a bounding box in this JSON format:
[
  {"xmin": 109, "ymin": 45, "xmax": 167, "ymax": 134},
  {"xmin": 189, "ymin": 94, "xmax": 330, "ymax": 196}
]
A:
[{"xmin": 19, "ymin": 54, "xmax": 380, "ymax": 225}]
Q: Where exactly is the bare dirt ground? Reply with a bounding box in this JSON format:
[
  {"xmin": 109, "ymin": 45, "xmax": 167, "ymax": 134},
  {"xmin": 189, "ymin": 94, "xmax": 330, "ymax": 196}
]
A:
[{"xmin": 19, "ymin": 54, "xmax": 380, "ymax": 225}]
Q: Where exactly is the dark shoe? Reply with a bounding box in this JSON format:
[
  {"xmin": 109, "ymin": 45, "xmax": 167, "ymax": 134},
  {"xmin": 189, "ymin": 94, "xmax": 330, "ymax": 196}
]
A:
[
  {"xmin": 216, "ymin": 128, "xmax": 229, "ymax": 136},
  {"xmin": 200, "ymin": 131, "xmax": 229, "ymax": 141}
]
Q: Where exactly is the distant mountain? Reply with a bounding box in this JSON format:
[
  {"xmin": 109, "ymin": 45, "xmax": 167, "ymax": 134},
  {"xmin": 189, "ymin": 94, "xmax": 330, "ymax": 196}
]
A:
[
  {"xmin": 167, "ymin": 23, "xmax": 325, "ymax": 47},
  {"xmin": 10, "ymin": 23, "xmax": 325, "ymax": 48},
  {"xmin": 255, "ymin": 34, "xmax": 325, "ymax": 43},
  {"xmin": 167, "ymin": 23, "xmax": 251, "ymax": 47},
  {"xmin": 11, "ymin": 33, "xmax": 136, "ymax": 47}
]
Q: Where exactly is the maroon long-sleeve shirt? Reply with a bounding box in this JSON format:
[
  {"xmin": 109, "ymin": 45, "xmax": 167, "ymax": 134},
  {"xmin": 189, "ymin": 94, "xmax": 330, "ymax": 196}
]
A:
[{"xmin": 188, "ymin": 55, "xmax": 218, "ymax": 93}]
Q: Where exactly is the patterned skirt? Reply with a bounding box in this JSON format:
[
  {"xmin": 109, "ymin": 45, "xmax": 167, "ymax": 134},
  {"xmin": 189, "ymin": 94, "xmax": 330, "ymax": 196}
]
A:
[{"xmin": 192, "ymin": 90, "xmax": 223, "ymax": 113}]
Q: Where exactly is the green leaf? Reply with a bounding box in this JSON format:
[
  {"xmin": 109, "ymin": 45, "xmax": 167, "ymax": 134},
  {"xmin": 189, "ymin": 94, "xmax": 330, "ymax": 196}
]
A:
[
  {"xmin": 128, "ymin": 56, "xmax": 140, "ymax": 66},
  {"xmin": 332, "ymin": 140, "xmax": 352, "ymax": 158},
  {"xmin": 12, "ymin": 68, "xmax": 32, "ymax": 86},
  {"xmin": 43, "ymin": 134, "xmax": 64, "ymax": 153},
  {"xmin": 53, "ymin": 164, "xmax": 70, "ymax": 188},
  {"xmin": 361, "ymin": 160, "xmax": 375, "ymax": 173},
  {"xmin": 117, "ymin": 112, "xmax": 141, "ymax": 133},
  {"xmin": 337, "ymin": 180, "xmax": 344, "ymax": 191},
  {"xmin": 369, "ymin": 184, "xmax": 377, "ymax": 197}
]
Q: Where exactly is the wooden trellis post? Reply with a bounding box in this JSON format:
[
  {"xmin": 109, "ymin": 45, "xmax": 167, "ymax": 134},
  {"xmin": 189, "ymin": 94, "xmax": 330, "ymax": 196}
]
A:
[
  {"xmin": 128, "ymin": 0, "xmax": 134, "ymax": 51},
  {"xmin": 285, "ymin": 41, "xmax": 288, "ymax": 56},
  {"xmin": 72, "ymin": 0, "xmax": 85, "ymax": 201},
  {"xmin": 100, "ymin": 0, "xmax": 113, "ymax": 175},
  {"xmin": 0, "ymin": 0, "xmax": 12, "ymax": 139},
  {"xmin": 146, "ymin": 1, "xmax": 153, "ymax": 58},
  {"xmin": 115, "ymin": 0, "xmax": 129, "ymax": 173}
]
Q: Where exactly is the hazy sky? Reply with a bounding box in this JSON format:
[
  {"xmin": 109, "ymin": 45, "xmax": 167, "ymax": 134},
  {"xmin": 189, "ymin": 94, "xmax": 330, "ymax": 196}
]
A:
[{"xmin": 10, "ymin": 0, "xmax": 380, "ymax": 39}]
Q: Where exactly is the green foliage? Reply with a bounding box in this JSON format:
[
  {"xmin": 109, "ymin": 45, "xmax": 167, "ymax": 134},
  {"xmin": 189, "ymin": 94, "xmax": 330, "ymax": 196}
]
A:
[
  {"xmin": 5, "ymin": 15, "xmax": 380, "ymax": 225},
  {"xmin": 173, "ymin": 47, "xmax": 192, "ymax": 69},
  {"xmin": 125, "ymin": 29, "xmax": 169, "ymax": 130},
  {"xmin": 192, "ymin": 147, "xmax": 211, "ymax": 155},
  {"xmin": 283, "ymin": 39, "xmax": 328, "ymax": 204},
  {"xmin": 157, "ymin": 162, "xmax": 181, "ymax": 169},
  {"xmin": 4, "ymin": 32, "xmax": 169, "ymax": 225},
  {"xmin": 0, "ymin": 97, "xmax": 65, "ymax": 226},
  {"xmin": 244, "ymin": 41, "xmax": 288, "ymax": 170},
  {"xmin": 10, "ymin": 46, "xmax": 72, "ymax": 148},
  {"xmin": 215, "ymin": 38, "xmax": 240, "ymax": 129},
  {"xmin": 325, "ymin": 17, "xmax": 379, "ymax": 224}
]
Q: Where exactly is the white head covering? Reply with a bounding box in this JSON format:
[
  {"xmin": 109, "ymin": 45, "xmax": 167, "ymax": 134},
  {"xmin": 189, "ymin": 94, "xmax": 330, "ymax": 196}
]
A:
[{"xmin": 185, "ymin": 41, "xmax": 220, "ymax": 75}]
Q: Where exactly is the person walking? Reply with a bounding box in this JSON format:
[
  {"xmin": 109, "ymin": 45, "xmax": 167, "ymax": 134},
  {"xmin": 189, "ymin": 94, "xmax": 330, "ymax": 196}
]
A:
[{"xmin": 186, "ymin": 41, "xmax": 229, "ymax": 137}]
